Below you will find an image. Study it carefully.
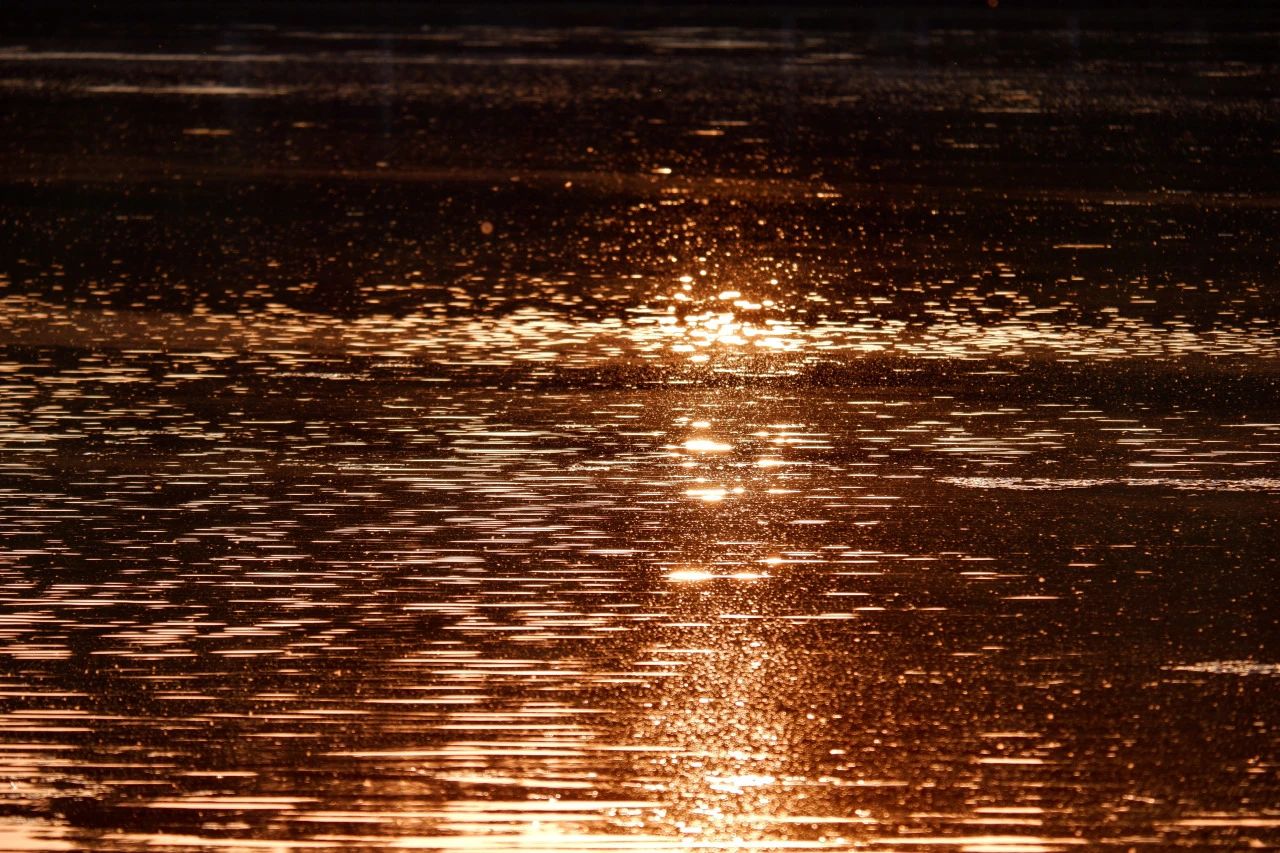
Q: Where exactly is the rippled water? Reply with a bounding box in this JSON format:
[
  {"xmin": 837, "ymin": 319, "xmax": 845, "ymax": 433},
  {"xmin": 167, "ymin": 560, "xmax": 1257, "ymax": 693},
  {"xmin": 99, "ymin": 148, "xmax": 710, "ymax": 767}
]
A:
[{"xmin": 1, "ymin": 17, "xmax": 1278, "ymax": 852}]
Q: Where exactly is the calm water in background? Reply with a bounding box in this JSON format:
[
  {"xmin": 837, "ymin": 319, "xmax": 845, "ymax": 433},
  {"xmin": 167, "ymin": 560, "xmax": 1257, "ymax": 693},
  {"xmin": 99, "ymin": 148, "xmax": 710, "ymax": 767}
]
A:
[{"xmin": 0, "ymin": 17, "xmax": 1278, "ymax": 851}]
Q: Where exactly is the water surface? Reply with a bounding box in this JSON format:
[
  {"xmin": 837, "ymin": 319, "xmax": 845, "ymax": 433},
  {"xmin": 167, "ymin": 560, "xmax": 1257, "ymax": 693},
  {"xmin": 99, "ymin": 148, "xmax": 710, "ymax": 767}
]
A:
[{"xmin": 1, "ymin": 18, "xmax": 1278, "ymax": 852}]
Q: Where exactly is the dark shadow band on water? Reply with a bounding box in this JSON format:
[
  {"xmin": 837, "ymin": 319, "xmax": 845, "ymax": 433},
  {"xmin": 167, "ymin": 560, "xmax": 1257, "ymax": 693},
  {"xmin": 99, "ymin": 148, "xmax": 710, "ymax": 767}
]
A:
[{"xmin": 7, "ymin": 1, "xmax": 1280, "ymax": 35}]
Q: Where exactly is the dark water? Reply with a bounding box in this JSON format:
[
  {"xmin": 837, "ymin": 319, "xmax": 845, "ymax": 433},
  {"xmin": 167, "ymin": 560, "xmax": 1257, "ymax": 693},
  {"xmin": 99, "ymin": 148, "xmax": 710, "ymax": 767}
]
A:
[{"xmin": 1, "ymin": 19, "xmax": 1278, "ymax": 852}]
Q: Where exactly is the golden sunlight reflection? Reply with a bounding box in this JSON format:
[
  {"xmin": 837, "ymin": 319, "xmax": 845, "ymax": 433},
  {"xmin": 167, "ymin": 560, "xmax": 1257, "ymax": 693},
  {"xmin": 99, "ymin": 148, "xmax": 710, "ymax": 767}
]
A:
[
  {"xmin": 634, "ymin": 621, "xmax": 856, "ymax": 845},
  {"xmin": 686, "ymin": 486, "xmax": 728, "ymax": 502},
  {"xmin": 683, "ymin": 438, "xmax": 734, "ymax": 453},
  {"xmin": 667, "ymin": 569, "xmax": 769, "ymax": 582},
  {"xmin": 642, "ymin": 406, "xmax": 864, "ymax": 846},
  {"xmin": 2, "ymin": 19, "xmax": 1278, "ymax": 853},
  {"xmin": 3, "ymin": 288, "xmax": 1278, "ymax": 373},
  {"xmin": 666, "ymin": 569, "xmax": 716, "ymax": 582},
  {"xmin": 659, "ymin": 304, "xmax": 806, "ymax": 359}
]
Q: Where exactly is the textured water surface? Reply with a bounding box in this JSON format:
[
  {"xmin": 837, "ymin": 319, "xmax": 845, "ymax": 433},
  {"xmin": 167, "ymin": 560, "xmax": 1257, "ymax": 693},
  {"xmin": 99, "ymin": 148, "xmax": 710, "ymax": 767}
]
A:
[{"xmin": 0, "ymin": 18, "xmax": 1278, "ymax": 852}]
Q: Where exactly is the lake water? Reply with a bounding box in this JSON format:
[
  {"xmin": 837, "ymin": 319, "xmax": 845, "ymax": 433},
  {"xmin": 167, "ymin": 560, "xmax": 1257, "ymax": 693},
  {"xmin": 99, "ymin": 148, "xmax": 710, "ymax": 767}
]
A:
[{"xmin": 0, "ymin": 17, "xmax": 1277, "ymax": 852}]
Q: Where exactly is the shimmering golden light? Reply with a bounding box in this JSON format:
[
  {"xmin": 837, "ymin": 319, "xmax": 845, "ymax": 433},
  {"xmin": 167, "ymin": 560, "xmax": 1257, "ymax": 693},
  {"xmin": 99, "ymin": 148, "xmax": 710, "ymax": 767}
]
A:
[
  {"xmin": 685, "ymin": 486, "xmax": 727, "ymax": 502},
  {"xmin": 667, "ymin": 569, "xmax": 715, "ymax": 582},
  {"xmin": 666, "ymin": 569, "xmax": 767, "ymax": 582},
  {"xmin": 683, "ymin": 438, "xmax": 732, "ymax": 452},
  {"xmin": 706, "ymin": 773, "xmax": 776, "ymax": 794}
]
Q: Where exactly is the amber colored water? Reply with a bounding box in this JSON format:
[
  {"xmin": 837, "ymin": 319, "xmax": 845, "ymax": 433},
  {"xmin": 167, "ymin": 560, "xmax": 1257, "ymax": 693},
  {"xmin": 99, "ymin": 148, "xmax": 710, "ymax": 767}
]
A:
[{"xmin": 0, "ymin": 18, "xmax": 1277, "ymax": 852}]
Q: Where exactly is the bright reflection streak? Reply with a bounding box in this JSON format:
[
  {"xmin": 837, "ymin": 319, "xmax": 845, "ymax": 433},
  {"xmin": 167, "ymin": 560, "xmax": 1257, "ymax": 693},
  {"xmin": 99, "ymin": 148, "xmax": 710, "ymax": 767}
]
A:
[
  {"xmin": 667, "ymin": 569, "xmax": 716, "ymax": 582},
  {"xmin": 6, "ymin": 289, "xmax": 1275, "ymax": 371},
  {"xmin": 686, "ymin": 487, "xmax": 728, "ymax": 502},
  {"xmin": 706, "ymin": 773, "xmax": 777, "ymax": 794},
  {"xmin": 684, "ymin": 439, "xmax": 733, "ymax": 452},
  {"xmin": 667, "ymin": 569, "xmax": 768, "ymax": 582}
]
